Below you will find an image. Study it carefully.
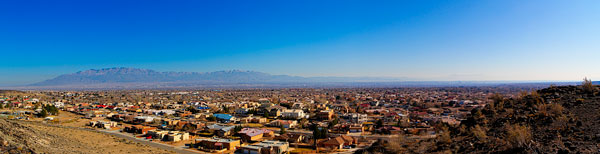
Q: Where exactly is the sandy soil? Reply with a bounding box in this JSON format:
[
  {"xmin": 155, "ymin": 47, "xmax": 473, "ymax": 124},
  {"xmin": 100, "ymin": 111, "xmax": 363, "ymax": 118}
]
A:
[{"xmin": 19, "ymin": 121, "xmax": 176, "ymax": 154}]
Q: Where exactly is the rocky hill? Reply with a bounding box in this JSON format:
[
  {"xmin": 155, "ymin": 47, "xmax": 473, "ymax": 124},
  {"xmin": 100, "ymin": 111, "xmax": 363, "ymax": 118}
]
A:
[{"xmin": 358, "ymin": 84, "xmax": 600, "ymax": 154}]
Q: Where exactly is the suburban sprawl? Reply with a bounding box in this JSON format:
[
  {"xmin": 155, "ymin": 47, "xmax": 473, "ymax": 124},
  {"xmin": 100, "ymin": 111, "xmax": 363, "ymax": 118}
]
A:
[{"xmin": 0, "ymin": 86, "xmax": 531, "ymax": 154}]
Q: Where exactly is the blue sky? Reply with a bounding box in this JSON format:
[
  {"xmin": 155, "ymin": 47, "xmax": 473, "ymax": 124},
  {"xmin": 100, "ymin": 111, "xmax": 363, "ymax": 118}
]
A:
[{"xmin": 0, "ymin": 0, "xmax": 599, "ymax": 86}]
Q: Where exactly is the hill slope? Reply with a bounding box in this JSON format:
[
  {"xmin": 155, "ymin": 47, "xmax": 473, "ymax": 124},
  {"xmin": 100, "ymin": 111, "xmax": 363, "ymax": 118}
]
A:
[
  {"xmin": 0, "ymin": 119, "xmax": 173, "ymax": 154},
  {"xmin": 359, "ymin": 85, "xmax": 600, "ymax": 154}
]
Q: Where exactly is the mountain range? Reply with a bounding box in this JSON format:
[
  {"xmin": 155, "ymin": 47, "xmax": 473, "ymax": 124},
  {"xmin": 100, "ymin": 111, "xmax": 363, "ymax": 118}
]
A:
[
  {"xmin": 1, "ymin": 67, "xmax": 583, "ymax": 90},
  {"xmin": 27, "ymin": 67, "xmax": 415, "ymax": 89},
  {"xmin": 32, "ymin": 67, "xmax": 307, "ymax": 86}
]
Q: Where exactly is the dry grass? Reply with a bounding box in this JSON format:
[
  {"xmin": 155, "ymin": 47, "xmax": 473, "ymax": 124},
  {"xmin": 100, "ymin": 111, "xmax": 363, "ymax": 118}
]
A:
[
  {"xmin": 583, "ymin": 77, "xmax": 594, "ymax": 93},
  {"xmin": 472, "ymin": 125, "xmax": 488, "ymax": 141},
  {"xmin": 536, "ymin": 103, "xmax": 564, "ymax": 118},
  {"xmin": 504, "ymin": 124, "xmax": 532, "ymax": 148}
]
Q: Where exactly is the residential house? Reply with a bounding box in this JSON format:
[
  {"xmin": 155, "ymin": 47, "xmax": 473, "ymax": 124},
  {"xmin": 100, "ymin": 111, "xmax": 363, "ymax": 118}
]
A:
[
  {"xmin": 207, "ymin": 124, "xmax": 236, "ymax": 137},
  {"xmin": 125, "ymin": 125, "xmax": 157, "ymax": 134},
  {"xmin": 213, "ymin": 114, "xmax": 236, "ymax": 123},
  {"xmin": 238, "ymin": 140, "xmax": 289, "ymax": 154},
  {"xmin": 318, "ymin": 135, "xmax": 358, "ymax": 149},
  {"xmin": 281, "ymin": 109, "xmax": 306, "ymax": 119},
  {"xmin": 89, "ymin": 120, "xmax": 118, "ymax": 129},
  {"xmin": 238, "ymin": 128, "xmax": 274, "ymax": 142},
  {"xmin": 240, "ymin": 116, "xmax": 267, "ymax": 124},
  {"xmin": 267, "ymin": 120, "xmax": 298, "ymax": 128},
  {"xmin": 166, "ymin": 131, "xmax": 190, "ymax": 142},
  {"xmin": 274, "ymin": 133, "xmax": 305, "ymax": 143},
  {"xmin": 317, "ymin": 110, "xmax": 334, "ymax": 120},
  {"xmin": 340, "ymin": 113, "xmax": 368, "ymax": 124},
  {"xmin": 194, "ymin": 138, "xmax": 241, "ymax": 151}
]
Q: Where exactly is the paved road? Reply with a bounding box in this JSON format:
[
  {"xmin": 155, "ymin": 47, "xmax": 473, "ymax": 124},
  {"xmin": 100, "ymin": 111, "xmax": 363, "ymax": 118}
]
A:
[{"xmin": 97, "ymin": 129, "xmax": 206, "ymax": 154}]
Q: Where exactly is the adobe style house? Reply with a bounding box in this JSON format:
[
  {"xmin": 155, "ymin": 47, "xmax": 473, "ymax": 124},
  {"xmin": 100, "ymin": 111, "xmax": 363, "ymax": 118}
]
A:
[
  {"xmin": 124, "ymin": 125, "xmax": 157, "ymax": 134},
  {"xmin": 318, "ymin": 135, "xmax": 358, "ymax": 149},
  {"xmin": 274, "ymin": 133, "xmax": 305, "ymax": 143},
  {"xmin": 213, "ymin": 113, "xmax": 236, "ymax": 123},
  {"xmin": 238, "ymin": 140, "xmax": 289, "ymax": 154},
  {"xmin": 281, "ymin": 109, "xmax": 306, "ymax": 119},
  {"xmin": 238, "ymin": 128, "xmax": 274, "ymax": 142},
  {"xmin": 194, "ymin": 138, "xmax": 240, "ymax": 151},
  {"xmin": 317, "ymin": 110, "xmax": 334, "ymax": 120},
  {"xmin": 207, "ymin": 123, "xmax": 236, "ymax": 137},
  {"xmin": 147, "ymin": 130, "xmax": 190, "ymax": 142},
  {"xmin": 89, "ymin": 120, "xmax": 118, "ymax": 129},
  {"xmin": 267, "ymin": 120, "xmax": 298, "ymax": 128}
]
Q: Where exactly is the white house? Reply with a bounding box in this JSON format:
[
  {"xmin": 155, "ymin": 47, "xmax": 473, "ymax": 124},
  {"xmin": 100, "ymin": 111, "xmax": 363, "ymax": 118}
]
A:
[{"xmin": 281, "ymin": 109, "xmax": 306, "ymax": 119}]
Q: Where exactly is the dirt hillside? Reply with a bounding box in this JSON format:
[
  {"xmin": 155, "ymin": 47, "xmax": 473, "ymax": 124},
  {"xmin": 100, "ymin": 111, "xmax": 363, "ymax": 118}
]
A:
[{"xmin": 0, "ymin": 119, "xmax": 174, "ymax": 154}]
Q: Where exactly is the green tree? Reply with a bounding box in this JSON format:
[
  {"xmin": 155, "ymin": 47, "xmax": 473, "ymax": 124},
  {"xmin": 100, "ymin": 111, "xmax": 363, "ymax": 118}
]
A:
[
  {"xmin": 223, "ymin": 106, "xmax": 230, "ymax": 113},
  {"xmin": 264, "ymin": 111, "xmax": 272, "ymax": 118},
  {"xmin": 312, "ymin": 125, "xmax": 327, "ymax": 139},
  {"xmin": 376, "ymin": 119, "xmax": 384, "ymax": 128},
  {"xmin": 38, "ymin": 109, "xmax": 48, "ymax": 118},
  {"xmin": 234, "ymin": 125, "xmax": 243, "ymax": 133},
  {"xmin": 186, "ymin": 106, "xmax": 199, "ymax": 114},
  {"xmin": 43, "ymin": 105, "xmax": 59, "ymax": 116},
  {"xmin": 280, "ymin": 125, "xmax": 286, "ymax": 134},
  {"xmin": 207, "ymin": 115, "xmax": 216, "ymax": 121},
  {"xmin": 320, "ymin": 128, "xmax": 328, "ymax": 138},
  {"xmin": 183, "ymin": 123, "xmax": 196, "ymax": 132}
]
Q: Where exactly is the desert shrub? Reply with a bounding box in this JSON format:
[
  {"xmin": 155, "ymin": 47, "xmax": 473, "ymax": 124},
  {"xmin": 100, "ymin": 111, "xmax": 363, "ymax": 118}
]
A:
[
  {"xmin": 472, "ymin": 125, "xmax": 488, "ymax": 141},
  {"xmin": 551, "ymin": 115, "xmax": 568, "ymax": 131},
  {"xmin": 472, "ymin": 109, "xmax": 487, "ymax": 124},
  {"xmin": 536, "ymin": 103, "xmax": 564, "ymax": 118},
  {"xmin": 458, "ymin": 125, "xmax": 468, "ymax": 135},
  {"xmin": 437, "ymin": 126, "xmax": 452, "ymax": 144},
  {"xmin": 388, "ymin": 136, "xmax": 407, "ymax": 152},
  {"xmin": 582, "ymin": 77, "xmax": 594, "ymax": 93},
  {"xmin": 519, "ymin": 91, "xmax": 529, "ymax": 98},
  {"xmin": 504, "ymin": 124, "xmax": 532, "ymax": 148},
  {"xmin": 489, "ymin": 94, "xmax": 504, "ymax": 110},
  {"xmin": 529, "ymin": 91, "xmax": 540, "ymax": 98},
  {"xmin": 523, "ymin": 91, "xmax": 544, "ymax": 108}
]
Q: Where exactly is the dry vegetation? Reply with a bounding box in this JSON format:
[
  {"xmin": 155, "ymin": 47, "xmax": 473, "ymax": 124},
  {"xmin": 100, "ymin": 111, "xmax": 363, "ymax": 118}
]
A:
[
  {"xmin": 358, "ymin": 80, "xmax": 600, "ymax": 154},
  {"xmin": 0, "ymin": 118, "xmax": 174, "ymax": 154}
]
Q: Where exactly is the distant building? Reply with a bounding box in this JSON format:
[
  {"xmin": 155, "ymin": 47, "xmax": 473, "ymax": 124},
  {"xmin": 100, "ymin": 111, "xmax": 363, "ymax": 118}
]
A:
[
  {"xmin": 194, "ymin": 138, "xmax": 240, "ymax": 151},
  {"xmin": 281, "ymin": 109, "xmax": 306, "ymax": 119},
  {"xmin": 238, "ymin": 128, "xmax": 274, "ymax": 142},
  {"xmin": 267, "ymin": 120, "xmax": 297, "ymax": 128},
  {"xmin": 213, "ymin": 114, "xmax": 236, "ymax": 123},
  {"xmin": 89, "ymin": 120, "xmax": 118, "ymax": 129},
  {"xmin": 274, "ymin": 133, "xmax": 305, "ymax": 143},
  {"xmin": 318, "ymin": 110, "xmax": 334, "ymax": 120},
  {"xmin": 124, "ymin": 125, "xmax": 157, "ymax": 134},
  {"xmin": 318, "ymin": 135, "xmax": 358, "ymax": 149},
  {"xmin": 340, "ymin": 113, "xmax": 368, "ymax": 123},
  {"xmin": 207, "ymin": 123, "xmax": 236, "ymax": 137},
  {"xmin": 238, "ymin": 140, "xmax": 289, "ymax": 154}
]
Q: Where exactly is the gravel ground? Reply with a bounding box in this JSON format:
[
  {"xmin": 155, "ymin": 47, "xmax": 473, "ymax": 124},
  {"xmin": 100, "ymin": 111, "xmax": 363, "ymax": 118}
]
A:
[{"xmin": 0, "ymin": 118, "xmax": 175, "ymax": 154}]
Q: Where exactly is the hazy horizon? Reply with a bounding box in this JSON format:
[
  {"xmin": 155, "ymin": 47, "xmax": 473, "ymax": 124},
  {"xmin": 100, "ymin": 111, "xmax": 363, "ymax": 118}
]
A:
[
  {"xmin": 0, "ymin": 67, "xmax": 586, "ymax": 87},
  {"xmin": 1, "ymin": 0, "xmax": 599, "ymax": 86}
]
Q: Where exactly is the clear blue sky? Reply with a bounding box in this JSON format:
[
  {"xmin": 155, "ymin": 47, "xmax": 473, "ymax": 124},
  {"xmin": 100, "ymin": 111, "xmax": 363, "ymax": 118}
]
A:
[{"xmin": 1, "ymin": 0, "xmax": 599, "ymax": 86}]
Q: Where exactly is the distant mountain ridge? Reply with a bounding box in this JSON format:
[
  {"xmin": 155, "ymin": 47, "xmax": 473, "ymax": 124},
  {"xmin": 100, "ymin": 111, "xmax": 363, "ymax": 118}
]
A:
[
  {"xmin": 16, "ymin": 67, "xmax": 582, "ymax": 90},
  {"xmin": 31, "ymin": 67, "xmax": 308, "ymax": 86}
]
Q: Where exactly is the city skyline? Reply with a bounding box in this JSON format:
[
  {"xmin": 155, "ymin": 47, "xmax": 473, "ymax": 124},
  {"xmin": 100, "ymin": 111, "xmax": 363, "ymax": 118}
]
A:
[{"xmin": 1, "ymin": 0, "xmax": 599, "ymax": 86}]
